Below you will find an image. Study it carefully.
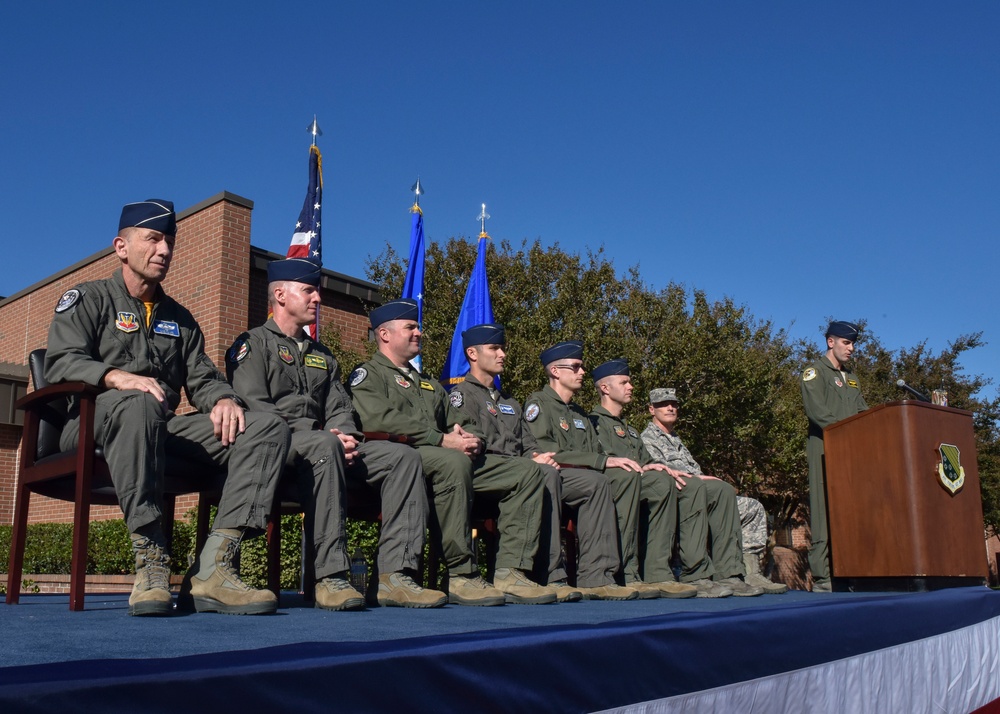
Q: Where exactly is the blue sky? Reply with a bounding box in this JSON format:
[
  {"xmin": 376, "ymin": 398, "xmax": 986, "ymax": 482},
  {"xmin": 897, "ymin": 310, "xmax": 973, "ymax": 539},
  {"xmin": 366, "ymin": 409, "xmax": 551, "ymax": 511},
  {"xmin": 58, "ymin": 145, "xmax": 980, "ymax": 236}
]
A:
[{"xmin": 2, "ymin": 2, "xmax": 997, "ymax": 393}]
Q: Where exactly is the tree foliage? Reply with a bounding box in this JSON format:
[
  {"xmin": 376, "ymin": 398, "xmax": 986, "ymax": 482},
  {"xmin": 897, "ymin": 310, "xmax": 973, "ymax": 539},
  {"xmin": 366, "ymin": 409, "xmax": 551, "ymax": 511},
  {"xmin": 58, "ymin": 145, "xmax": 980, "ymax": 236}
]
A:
[{"xmin": 363, "ymin": 237, "xmax": 1000, "ymax": 533}]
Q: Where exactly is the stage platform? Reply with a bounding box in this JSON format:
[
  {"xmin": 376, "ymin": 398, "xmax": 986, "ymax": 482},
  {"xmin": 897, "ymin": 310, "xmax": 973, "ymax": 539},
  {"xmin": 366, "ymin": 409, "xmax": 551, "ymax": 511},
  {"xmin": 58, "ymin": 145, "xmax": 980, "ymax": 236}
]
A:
[{"xmin": 3, "ymin": 587, "xmax": 1000, "ymax": 713}]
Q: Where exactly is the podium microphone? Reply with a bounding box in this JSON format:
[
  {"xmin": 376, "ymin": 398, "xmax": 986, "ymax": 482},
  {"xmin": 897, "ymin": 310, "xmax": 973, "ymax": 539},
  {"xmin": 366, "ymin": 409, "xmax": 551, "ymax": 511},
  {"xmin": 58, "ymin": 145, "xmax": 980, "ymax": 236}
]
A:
[{"xmin": 895, "ymin": 379, "xmax": 931, "ymax": 403}]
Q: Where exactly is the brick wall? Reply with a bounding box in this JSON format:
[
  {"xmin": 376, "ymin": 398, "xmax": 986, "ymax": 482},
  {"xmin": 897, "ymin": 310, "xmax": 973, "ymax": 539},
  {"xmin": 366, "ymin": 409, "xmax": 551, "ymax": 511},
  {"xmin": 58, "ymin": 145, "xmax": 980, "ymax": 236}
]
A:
[{"xmin": 0, "ymin": 191, "xmax": 379, "ymax": 529}]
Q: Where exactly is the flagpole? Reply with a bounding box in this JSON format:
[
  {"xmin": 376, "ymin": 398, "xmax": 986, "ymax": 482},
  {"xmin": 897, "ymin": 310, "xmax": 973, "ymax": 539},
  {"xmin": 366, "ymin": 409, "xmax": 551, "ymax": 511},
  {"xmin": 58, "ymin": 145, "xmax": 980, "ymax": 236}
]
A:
[{"xmin": 403, "ymin": 178, "xmax": 426, "ymax": 371}]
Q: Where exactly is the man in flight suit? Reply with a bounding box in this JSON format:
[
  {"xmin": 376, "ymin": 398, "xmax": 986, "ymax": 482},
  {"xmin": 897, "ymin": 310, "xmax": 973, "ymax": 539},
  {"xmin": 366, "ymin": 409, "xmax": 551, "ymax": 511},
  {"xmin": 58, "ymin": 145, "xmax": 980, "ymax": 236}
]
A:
[
  {"xmin": 800, "ymin": 320, "xmax": 868, "ymax": 591},
  {"xmin": 45, "ymin": 199, "xmax": 289, "ymax": 616},
  {"xmin": 227, "ymin": 258, "xmax": 446, "ymax": 610}
]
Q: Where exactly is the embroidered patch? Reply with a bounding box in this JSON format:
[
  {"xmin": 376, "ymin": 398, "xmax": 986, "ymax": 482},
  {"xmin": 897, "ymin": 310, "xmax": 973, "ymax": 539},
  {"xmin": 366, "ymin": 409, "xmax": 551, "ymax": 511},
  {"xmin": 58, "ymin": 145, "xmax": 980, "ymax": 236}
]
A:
[
  {"xmin": 802, "ymin": 368, "xmax": 817, "ymax": 382},
  {"xmin": 559, "ymin": 418, "xmax": 570, "ymax": 431},
  {"xmin": 395, "ymin": 374, "xmax": 411, "ymax": 388},
  {"xmin": 228, "ymin": 339, "xmax": 250, "ymax": 363},
  {"xmin": 498, "ymin": 403, "xmax": 516, "ymax": 415},
  {"xmin": 573, "ymin": 419, "xmax": 586, "ymax": 430},
  {"xmin": 449, "ymin": 391, "xmax": 464, "ymax": 407},
  {"xmin": 486, "ymin": 401, "xmax": 498, "ymax": 416},
  {"xmin": 628, "ymin": 426, "xmax": 638, "ymax": 438},
  {"xmin": 152, "ymin": 320, "xmax": 180, "ymax": 337},
  {"xmin": 419, "ymin": 381, "xmax": 434, "ymax": 391},
  {"xmin": 54, "ymin": 289, "xmax": 81, "ymax": 313},
  {"xmin": 847, "ymin": 379, "xmax": 858, "ymax": 388},
  {"xmin": 614, "ymin": 425, "xmax": 626, "ymax": 438},
  {"xmin": 304, "ymin": 354, "xmax": 328, "ymax": 370},
  {"xmin": 349, "ymin": 367, "xmax": 367, "ymax": 387},
  {"xmin": 524, "ymin": 403, "xmax": 540, "ymax": 422},
  {"xmin": 115, "ymin": 312, "xmax": 139, "ymax": 333},
  {"xmin": 834, "ymin": 379, "xmax": 843, "ymax": 387},
  {"xmin": 278, "ymin": 345, "xmax": 294, "ymax": 364}
]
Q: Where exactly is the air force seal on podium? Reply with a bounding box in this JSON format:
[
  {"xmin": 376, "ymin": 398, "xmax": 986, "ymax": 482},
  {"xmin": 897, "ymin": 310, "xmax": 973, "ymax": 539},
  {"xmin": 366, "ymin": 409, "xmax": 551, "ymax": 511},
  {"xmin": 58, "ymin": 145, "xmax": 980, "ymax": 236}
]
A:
[{"xmin": 937, "ymin": 443, "xmax": 965, "ymax": 495}]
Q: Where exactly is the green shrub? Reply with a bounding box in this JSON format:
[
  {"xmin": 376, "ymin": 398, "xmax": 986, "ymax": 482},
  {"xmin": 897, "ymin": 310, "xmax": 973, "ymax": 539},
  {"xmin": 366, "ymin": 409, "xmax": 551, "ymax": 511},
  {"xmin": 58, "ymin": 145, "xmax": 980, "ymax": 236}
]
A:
[{"xmin": 87, "ymin": 519, "xmax": 132, "ymax": 574}]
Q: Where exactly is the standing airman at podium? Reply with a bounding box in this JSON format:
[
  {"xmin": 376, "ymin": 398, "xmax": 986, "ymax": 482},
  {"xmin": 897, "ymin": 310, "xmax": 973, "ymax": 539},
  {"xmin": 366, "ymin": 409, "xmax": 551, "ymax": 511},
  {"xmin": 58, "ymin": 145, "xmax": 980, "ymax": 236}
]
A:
[{"xmin": 800, "ymin": 320, "xmax": 869, "ymax": 591}]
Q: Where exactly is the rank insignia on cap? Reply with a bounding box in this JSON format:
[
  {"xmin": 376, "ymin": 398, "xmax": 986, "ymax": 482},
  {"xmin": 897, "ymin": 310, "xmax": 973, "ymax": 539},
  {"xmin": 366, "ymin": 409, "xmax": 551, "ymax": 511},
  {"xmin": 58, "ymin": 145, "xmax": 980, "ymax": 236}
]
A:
[
  {"xmin": 227, "ymin": 339, "xmax": 250, "ymax": 363},
  {"xmin": 559, "ymin": 417, "xmax": 570, "ymax": 431},
  {"xmin": 524, "ymin": 403, "xmax": 540, "ymax": 422},
  {"xmin": 349, "ymin": 367, "xmax": 367, "ymax": 387},
  {"xmin": 304, "ymin": 354, "xmax": 328, "ymax": 370},
  {"xmin": 449, "ymin": 391, "xmax": 464, "ymax": 408},
  {"xmin": 486, "ymin": 401, "xmax": 498, "ymax": 416},
  {"xmin": 278, "ymin": 345, "xmax": 294, "ymax": 364},
  {"xmin": 614, "ymin": 425, "xmax": 626, "ymax": 438},
  {"xmin": 802, "ymin": 368, "xmax": 817, "ymax": 382},
  {"xmin": 115, "ymin": 312, "xmax": 139, "ymax": 333},
  {"xmin": 55, "ymin": 289, "xmax": 81, "ymax": 314},
  {"xmin": 395, "ymin": 374, "xmax": 411, "ymax": 388}
]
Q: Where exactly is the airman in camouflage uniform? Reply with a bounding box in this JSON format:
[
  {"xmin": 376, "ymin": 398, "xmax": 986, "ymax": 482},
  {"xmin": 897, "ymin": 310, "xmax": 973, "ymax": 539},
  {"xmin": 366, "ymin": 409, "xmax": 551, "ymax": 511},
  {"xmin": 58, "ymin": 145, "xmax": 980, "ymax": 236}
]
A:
[
  {"xmin": 45, "ymin": 199, "xmax": 289, "ymax": 616},
  {"xmin": 227, "ymin": 258, "xmax": 446, "ymax": 610},
  {"xmin": 800, "ymin": 320, "xmax": 868, "ymax": 590}
]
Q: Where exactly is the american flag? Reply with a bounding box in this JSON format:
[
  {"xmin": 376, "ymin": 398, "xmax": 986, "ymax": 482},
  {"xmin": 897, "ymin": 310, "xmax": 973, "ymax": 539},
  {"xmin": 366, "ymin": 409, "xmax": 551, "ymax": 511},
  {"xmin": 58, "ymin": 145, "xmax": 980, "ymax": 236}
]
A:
[{"xmin": 287, "ymin": 144, "xmax": 323, "ymax": 261}]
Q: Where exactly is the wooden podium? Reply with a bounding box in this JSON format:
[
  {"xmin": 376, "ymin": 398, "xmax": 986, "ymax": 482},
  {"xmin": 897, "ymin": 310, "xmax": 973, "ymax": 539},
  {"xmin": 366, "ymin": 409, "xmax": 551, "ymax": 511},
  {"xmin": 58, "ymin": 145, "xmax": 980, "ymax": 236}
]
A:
[{"xmin": 824, "ymin": 400, "xmax": 987, "ymax": 588}]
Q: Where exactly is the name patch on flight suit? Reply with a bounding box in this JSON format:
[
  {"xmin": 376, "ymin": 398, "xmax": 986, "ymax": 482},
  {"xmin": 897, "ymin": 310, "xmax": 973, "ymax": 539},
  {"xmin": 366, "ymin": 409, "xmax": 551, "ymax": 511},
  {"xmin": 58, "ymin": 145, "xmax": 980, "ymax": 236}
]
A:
[
  {"xmin": 573, "ymin": 419, "xmax": 586, "ymax": 430},
  {"xmin": 498, "ymin": 404, "xmax": 516, "ymax": 415},
  {"xmin": 116, "ymin": 312, "xmax": 139, "ymax": 333},
  {"xmin": 628, "ymin": 426, "xmax": 638, "ymax": 438},
  {"xmin": 419, "ymin": 381, "xmax": 435, "ymax": 391},
  {"xmin": 304, "ymin": 354, "xmax": 327, "ymax": 370},
  {"xmin": 278, "ymin": 345, "xmax": 294, "ymax": 364},
  {"xmin": 152, "ymin": 320, "xmax": 180, "ymax": 337}
]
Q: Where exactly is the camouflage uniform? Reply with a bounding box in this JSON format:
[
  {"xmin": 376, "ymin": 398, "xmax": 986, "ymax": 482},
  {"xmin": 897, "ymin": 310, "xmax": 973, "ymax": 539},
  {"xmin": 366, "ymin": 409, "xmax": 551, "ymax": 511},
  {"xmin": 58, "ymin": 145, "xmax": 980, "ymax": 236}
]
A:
[
  {"xmin": 45, "ymin": 268, "xmax": 289, "ymax": 535},
  {"xmin": 349, "ymin": 353, "xmax": 546, "ymax": 577},
  {"xmin": 523, "ymin": 386, "xmax": 639, "ymax": 585},
  {"xmin": 227, "ymin": 319, "xmax": 426, "ymax": 579},
  {"xmin": 452, "ymin": 374, "xmax": 619, "ymax": 588},
  {"xmin": 639, "ymin": 423, "xmax": 748, "ymax": 579},
  {"xmin": 800, "ymin": 355, "xmax": 868, "ymax": 581}
]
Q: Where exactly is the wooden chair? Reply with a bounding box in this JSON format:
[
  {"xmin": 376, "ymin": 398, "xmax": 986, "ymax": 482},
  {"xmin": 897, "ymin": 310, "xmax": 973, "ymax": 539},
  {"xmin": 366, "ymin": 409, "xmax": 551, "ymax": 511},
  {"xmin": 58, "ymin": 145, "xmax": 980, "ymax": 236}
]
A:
[{"xmin": 5, "ymin": 349, "xmax": 224, "ymax": 610}]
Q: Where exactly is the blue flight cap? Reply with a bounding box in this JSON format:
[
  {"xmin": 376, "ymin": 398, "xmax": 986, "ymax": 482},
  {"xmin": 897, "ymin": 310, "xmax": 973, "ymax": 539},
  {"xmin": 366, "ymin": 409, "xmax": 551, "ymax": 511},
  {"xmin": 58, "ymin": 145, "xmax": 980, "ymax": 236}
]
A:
[
  {"xmin": 592, "ymin": 359, "xmax": 629, "ymax": 382},
  {"xmin": 267, "ymin": 258, "xmax": 322, "ymax": 286},
  {"xmin": 462, "ymin": 323, "xmax": 506, "ymax": 350},
  {"xmin": 540, "ymin": 340, "xmax": 584, "ymax": 366},
  {"xmin": 825, "ymin": 321, "xmax": 860, "ymax": 341},
  {"xmin": 119, "ymin": 199, "xmax": 176, "ymax": 236},
  {"xmin": 370, "ymin": 298, "xmax": 419, "ymax": 328}
]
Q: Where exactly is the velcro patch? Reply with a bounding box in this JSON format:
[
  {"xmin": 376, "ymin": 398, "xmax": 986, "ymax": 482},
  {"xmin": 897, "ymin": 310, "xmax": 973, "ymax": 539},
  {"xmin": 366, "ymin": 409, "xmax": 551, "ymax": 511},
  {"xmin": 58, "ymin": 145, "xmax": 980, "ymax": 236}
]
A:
[
  {"xmin": 349, "ymin": 367, "xmax": 367, "ymax": 387},
  {"xmin": 55, "ymin": 289, "xmax": 81, "ymax": 313},
  {"xmin": 524, "ymin": 403, "xmax": 540, "ymax": 422},
  {"xmin": 304, "ymin": 354, "xmax": 328, "ymax": 370},
  {"xmin": 449, "ymin": 391, "xmax": 464, "ymax": 407}
]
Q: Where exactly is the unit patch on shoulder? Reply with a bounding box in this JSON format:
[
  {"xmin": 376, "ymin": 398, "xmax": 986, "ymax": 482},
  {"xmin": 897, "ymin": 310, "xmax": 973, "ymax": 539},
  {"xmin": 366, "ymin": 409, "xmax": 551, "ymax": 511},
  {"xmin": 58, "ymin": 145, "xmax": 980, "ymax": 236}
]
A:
[
  {"xmin": 349, "ymin": 367, "xmax": 367, "ymax": 387},
  {"xmin": 54, "ymin": 289, "xmax": 81, "ymax": 314},
  {"xmin": 277, "ymin": 345, "xmax": 294, "ymax": 364},
  {"xmin": 115, "ymin": 312, "xmax": 140, "ymax": 333},
  {"xmin": 304, "ymin": 354, "xmax": 328, "ymax": 370},
  {"xmin": 802, "ymin": 367, "xmax": 817, "ymax": 382},
  {"xmin": 395, "ymin": 374, "xmax": 411, "ymax": 388},
  {"xmin": 228, "ymin": 339, "xmax": 250, "ymax": 363},
  {"xmin": 449, "ymin": 391, "xmax": 464, "ymax": 408},
  {"xmin": 524, "ymin": 403, "xmax": 540, "ymax": 422}
]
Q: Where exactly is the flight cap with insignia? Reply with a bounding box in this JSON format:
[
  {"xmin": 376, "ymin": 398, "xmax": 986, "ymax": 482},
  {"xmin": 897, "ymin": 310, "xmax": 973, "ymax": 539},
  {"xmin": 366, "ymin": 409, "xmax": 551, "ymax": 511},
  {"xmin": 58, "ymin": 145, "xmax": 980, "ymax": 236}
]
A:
[
  {"xmin": 649, "ymin": 387, "xmax": 679, "ymax": 405},
  {"xmin": 540, "ymin": 340, "xmax": 584, "ymax": 366},
  {"xmin": 462, "ymin": 323, "xmax": 506, "ymax": 350},
  {"xmin": 592, "ymin": 359, "xmax": 629, "ymax": 382},
  {"xmin": 370, "ymin": 298, "xmax": 419, "ymax": 328},
  {"xmin": 267, "ymin": 257, "xmax": 322, "ymax": 286},
  {"xmin": 825, "ymin": 321, "xmax": 860, "ymax": 341},
  {"xmin": 119, "ymin": 199, "xmax": 176, "ymax": 236}
]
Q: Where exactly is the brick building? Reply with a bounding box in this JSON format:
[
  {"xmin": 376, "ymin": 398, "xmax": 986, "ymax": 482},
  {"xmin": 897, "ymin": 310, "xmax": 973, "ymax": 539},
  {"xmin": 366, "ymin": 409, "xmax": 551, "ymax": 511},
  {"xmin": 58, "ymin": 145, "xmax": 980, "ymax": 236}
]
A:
[{"xmin": 0, "ymin": 190, "xmax": 381, "ymax": 529}]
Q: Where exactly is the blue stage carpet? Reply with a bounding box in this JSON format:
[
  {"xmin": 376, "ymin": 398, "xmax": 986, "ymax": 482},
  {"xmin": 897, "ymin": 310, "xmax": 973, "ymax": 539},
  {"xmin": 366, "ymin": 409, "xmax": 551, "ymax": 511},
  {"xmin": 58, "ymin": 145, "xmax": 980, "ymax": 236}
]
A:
[{"xmin": 2, "ymin": 588, "xmax": 999, "ymax": 713}]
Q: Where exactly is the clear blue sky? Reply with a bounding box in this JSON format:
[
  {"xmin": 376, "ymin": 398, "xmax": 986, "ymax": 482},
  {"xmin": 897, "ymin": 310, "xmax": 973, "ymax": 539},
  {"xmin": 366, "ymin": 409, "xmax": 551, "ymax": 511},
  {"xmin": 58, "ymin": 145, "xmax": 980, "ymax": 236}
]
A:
[{"xmin": 2, "ymin": 2, "xmax": 997, "ymax": 394}]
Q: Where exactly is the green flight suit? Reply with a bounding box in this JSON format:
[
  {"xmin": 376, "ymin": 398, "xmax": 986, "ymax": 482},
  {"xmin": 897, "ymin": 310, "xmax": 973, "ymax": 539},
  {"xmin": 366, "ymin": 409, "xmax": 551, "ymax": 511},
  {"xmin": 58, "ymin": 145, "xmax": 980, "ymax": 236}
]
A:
[
  {"xmin": 227, "ymin": 319, "xmax": 426, "ymax": 579},
  {"xmin": 45, "ymin": 269, "xmax": 288, "ymax": 535},
  {"xmin": 523, "ymin": 385, "xmax": 641, "ymax": 585},
  {"xmin": 452, "ymin": 375, "xmax": 619, "ymax": 588},
  {"xmin": 349, "ymin": 353, "xmax": 545, "ymax": 577},
  {"xmin": 800, "ymin": 355, "xmax": 868, "ymax": 581}
]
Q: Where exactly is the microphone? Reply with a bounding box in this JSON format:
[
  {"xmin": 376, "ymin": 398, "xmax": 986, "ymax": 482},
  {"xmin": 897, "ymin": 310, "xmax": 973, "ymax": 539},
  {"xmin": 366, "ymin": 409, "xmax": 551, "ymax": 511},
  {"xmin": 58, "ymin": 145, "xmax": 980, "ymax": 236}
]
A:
[{"xmin": 895, "ymin": 379, "xmax": 931, "ymax": 403}]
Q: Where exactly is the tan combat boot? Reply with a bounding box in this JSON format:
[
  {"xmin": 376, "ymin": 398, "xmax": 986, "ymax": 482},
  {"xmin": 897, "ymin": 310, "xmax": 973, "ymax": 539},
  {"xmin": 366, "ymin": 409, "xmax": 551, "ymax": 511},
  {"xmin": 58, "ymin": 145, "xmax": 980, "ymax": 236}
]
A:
[
  {"xmin": 547, "ymin": 580, "xmax": 583, "ymax": 603},
  {"xmin": 492, "ymin": 568, "xmax": 557, "ymax": 605},
  {"xmin": 447, "ymin": 574, "xmax": 506, "ymax": 606},
  {"xmin": 646, "ymin": 579, "xmax": 698, "ymax": 599},
  {"xmin": 576, "ymin": 583, "xmax": 640, "ymax": 601},
  {"xmin": 128, "ymin": 534, "xmax": 173, "ymax": 617},
  {"xmin": 743, "ymin": 553, "xmax": 789, "ymax": 594},
  {"xmin": 377, "ymin": 572, "xmax": 448, "ymax": 608},
  {"xmin": 183, "ymin": 529, "xmax": 277, "ymax": 615},
  {"xmin": 315, "ymin": 576, "xmax": 365, "ymax": 611}
]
